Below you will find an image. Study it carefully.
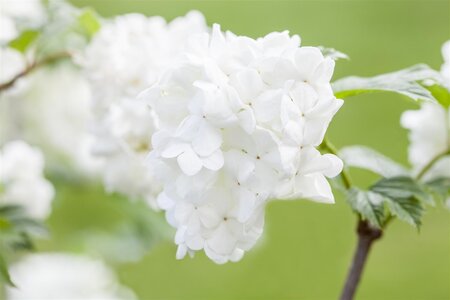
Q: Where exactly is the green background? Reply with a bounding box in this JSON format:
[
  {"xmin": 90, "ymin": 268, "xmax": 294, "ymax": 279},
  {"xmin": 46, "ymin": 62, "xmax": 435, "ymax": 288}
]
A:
[{"xmin": 41, "ymin": 0, "xmax": 450, "ymax": 299}]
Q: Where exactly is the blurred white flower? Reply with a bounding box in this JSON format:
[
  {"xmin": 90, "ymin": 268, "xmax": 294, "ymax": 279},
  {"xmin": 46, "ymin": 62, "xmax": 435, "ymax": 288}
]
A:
[
  {"xmin": 1, "ymin": 62, "xmax": 101, "ymax": 176},
  {"xmin": 401, "ymin": 103, "xmax": 449, "ymax": 177},
  {"xmin": 0, "ymin": 0, "xmax": 45, "ymax": 44},
  {"xmin": 401, "ymin": 41, "xmax": 450, "ymax": 181},
  {"xmin": 6, "ymin": 253, "xmax": 136, "ymax": 300},
  {"xmin": 0, "ymin": 140, "xmax": 54, "ymax": 219},
  {"xmin": 79, "ymin": 11, "xmax": 208, "ymax": 205},
  {"xmin": 143, "ymin": 25, "xmax": 343, "ymax": 263}
]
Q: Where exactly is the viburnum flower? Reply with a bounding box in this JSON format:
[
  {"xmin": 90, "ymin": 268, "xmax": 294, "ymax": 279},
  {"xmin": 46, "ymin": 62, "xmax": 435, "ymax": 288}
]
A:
[
  {"xmin": 401, "ymin": 41, "xmax": 450, "ymax": 191},
  {"xmin": 142, "ymin": 25, "xmax": 343, "ymax": 263},
  {"xmin": 6, "ymin": 253, "xmax": 135, "ymax": 300},
  {"xmin": 0, "ymin": 0, "xmax": 45, "ymax": 44},
  {"xmin": 1, "ymin": 64, "xmax": 101, "ymax": 175},
  {"xmin": 80, "ymin": 11, "xmax": 208, "ymax": 206},
  {"xmin": 0, "ymin": 140, "xmax": 54, "ymax": 219}
]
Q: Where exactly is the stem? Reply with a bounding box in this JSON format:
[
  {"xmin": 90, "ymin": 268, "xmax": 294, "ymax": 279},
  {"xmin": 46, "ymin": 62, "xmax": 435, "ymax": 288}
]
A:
[
  {"xmin": 0, "ymin": 52, "xmax": 70, "ymax": 92},
  {"xmin": 321, "ymin": 138, "xmax": 353, "ymax": 189},
  {"xmin": 340, "ymin": 220, "xmax": 382, "ymax": 300},
  {"xmin": 339, "ymin": 148, "xmax": 450, "ymax": 300},
  {"xmin": 416, "ymin": 150, "xmax": 450, "ymax": 180}
]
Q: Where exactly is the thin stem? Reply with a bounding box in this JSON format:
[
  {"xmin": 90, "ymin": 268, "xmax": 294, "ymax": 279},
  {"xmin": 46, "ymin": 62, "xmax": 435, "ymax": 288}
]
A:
[
  {"xmin": 340, "ymin": 220, "xmax": 382, "ymax": 300},
  {"xmin": 321, "ymin": 138, "xmax": 353, "ymax": 189},
  {"xmin": 0, "ymin": 52, "xmax": 70, "ymax": 92},
  {"xmin": 416, "ymin": 149, "xmax": 450, "ymax": 180}
]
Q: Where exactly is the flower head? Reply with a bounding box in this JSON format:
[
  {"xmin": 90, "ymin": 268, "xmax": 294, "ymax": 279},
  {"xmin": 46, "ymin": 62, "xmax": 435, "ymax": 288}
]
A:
[
  {"xmin": 6, "ymin": 253, "xmax": 135, "ymax": 300},
  {"xmin": 0, "ymin": 0, "xmax": 45, "ymax": 43},
  {"xmin": 143, "ymin": 25, "xmax": 343, "ymax": 263},
  {"xmin": 80, "ymin": 11, "xmax": 208, "ymax": 204},
  {"xmin": 0, "ymin": 140, "xmax": 54, "ymax": 219},
  {"xmin": 401, "ymin": 41, "xmax": 450, "ymax": 179}
]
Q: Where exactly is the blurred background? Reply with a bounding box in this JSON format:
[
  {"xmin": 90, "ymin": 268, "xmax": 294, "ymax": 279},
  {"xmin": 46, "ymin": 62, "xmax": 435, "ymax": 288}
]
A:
[{"xmin": 17, "ymin": 0, "xmax": 450, "ymax": 299}]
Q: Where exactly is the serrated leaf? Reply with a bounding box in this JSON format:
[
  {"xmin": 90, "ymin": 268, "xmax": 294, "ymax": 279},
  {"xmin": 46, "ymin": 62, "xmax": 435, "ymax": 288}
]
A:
[
  {"xmin": 319, "ymin": 46, "xmax": 349, "ymax": 61},
  {"xmin": 78, "ymin": 8, "xmax": 101, "ymax": 38},
  {"xmin": 339, "ymin": 145, "xmax": 409, "ymax": 178},
  {"xmin": 333, "ymin": 64, "xmax": 440, "ymax": 102},
  {"xmin": 8, "ymin": 30, "xmax": 40, "ymax": 53},
  {"xmin": 0, "ymin": 252, "xmax": 14, "ymax": 286},
  {"xmin": 370, "ymin": 176, "xmax": 429, "ymax": 228},
  {"xmin": 347, "ymin": 188, "xmax": 385, "ymax": 228},
  {"xmin": 425, "ymin": 177, "xmax": 450, "ymax": 204},
  {"xmin": 383, "ymin": 196, "xmax": 423, "ymax": 228},
  {"xmin": 371, "ymin": 176, "xmax": 434, "ymax": 206}
]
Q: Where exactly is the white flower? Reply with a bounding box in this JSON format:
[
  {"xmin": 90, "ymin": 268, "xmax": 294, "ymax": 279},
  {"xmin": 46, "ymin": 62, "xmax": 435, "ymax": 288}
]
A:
[
  {"xmin": 401, "ymin": 41, "xmax": 450, "ymax": 208},
  {"xmin": 0, "ymin": 140, "xmax": 54, "ymax": 219},
  {"xmin": 401, "ymin": 41, "xmax": 450, "ymax": 179},
  {"xmin": 142, "ymin": 25, "xmax": 343, "ymax": 263},
  {"xmin": 0, "ymin": 0, "xmax": 45, "ymax": 44},
  {"xmin": 1, "ymin": 62, "xmax": 101, "ymax": 176},
  {"xmin": 6, "ymin": 253, "xmax": 136, "ymax": 300},
  {"xmin": 401, "ymin": 103, "xmax": 449, "ymax": 176},
  {"xmin": 80, "ymin": 11, "xmax": 208, "ymax": 205}
]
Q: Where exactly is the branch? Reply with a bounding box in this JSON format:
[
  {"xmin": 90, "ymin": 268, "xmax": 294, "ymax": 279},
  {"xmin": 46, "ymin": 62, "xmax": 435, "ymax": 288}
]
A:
[
  {"xmin": 416, "ymin": 149, "xmax": 450, "ymax": 180},
  {"xmin": 339, "ymin": 220, "xmax": 382, "ymax": 300},
  {"xmin": 0, "ymin": 52, "xmax": 71, "ymax": 92}
]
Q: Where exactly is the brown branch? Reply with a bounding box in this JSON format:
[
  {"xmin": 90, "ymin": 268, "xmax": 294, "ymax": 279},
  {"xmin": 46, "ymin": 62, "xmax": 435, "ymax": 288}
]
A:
[
  {"xmin": 0, "ymin": 52, "xmax": 71, "ymax": 92},
  {"xmin": 340, "ymin": 220, "xmax": 382, "ymax": 300}
]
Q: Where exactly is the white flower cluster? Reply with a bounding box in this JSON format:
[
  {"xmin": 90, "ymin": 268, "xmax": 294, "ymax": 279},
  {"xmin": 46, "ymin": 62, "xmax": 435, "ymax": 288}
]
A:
[
  {"xmin": 401, "ymin": 41, "xmax": 450, "ymax": 190},
  {"xmin": 16, "ymin": 64, "xmax": 100, "ymax": 175},
  {"xmin": 401, "ymin": 103, "xmax": 449, "ymax": 176},
  {"xmin": 0, "ymin": 140, "xmax": 54, "ymax": 219},
  {"xmin": 80, "ymin": 11, "xmax": 208, "ymax": 206},
  {"xmin": 401, "ymin": 41, "xmax": 450, "ymax": 180},
  {"xmin": 6, "ymin": 253, "xmax": 135, "ymax": 300},
  {"xmin": 143, "ymin": 25, "xmax": 343, "ymax": 263},
  {"xmin": 0, "ymin": 54, "xmax": 99, "ymax": 176},
  {"xmin": 0, "ymin": 0, "xmax": 45, "ymax": 44}
]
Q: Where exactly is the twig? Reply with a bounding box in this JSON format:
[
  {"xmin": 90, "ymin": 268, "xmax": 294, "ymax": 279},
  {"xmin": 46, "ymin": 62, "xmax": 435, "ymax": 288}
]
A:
[
  {"xmin": 340, "ymin": 220, "xmax": 382, "ymax": 300},
  {"xmin": 339, "ymin": 148, "xmax": 449, "ymax": 300},
  {"xmin": 416, "ymin": 149, "xmax": 450, "ymax": 180},
  {"xmin": 0, "ymin": 52, "xmax": 71, "ymax": 92}
]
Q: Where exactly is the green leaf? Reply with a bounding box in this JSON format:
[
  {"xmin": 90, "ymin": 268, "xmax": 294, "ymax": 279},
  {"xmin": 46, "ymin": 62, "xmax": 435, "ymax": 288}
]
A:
[
  {"xmin": 383, "ymin": 196, "xmax": 423, "ymax": 228},
  {"xmin": 0, "ymin": 252, "xmax": 14, "ymax": 286},
  {"xmin": 78, "ymin": 8, "xmax": 101, "ymax": 38},
  {"xmin": 371, "ymin": 176, "xmax": 434, "ymax": 206},
  {"xmin": 333, "ymin": 64, "xmax": 440, "ymax": 102},
  {"xmin": 425, "ymin": 177, "xmax": 450, "ymax": 204},
  {"xmin": 425, "ymin": 84, "xmax": 450, "ymax": 108},
  {"xmin": 339, "ymin": 145, "xmax": 409, "ymax": 178},
  {"xmin": 370, "ymin": 176, "xmax": 428, "ymax": 228},
  {"xmin": 0, "ymin": 205, "xmax": 26, "ymax": 219},
  {"xmin": 9, "ymin": 30, "xmax": 40, "ymax": 53},
  {"xmin": 347, "ymin": 188, "xmax": 386, "ymax": 228}
]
